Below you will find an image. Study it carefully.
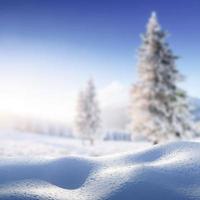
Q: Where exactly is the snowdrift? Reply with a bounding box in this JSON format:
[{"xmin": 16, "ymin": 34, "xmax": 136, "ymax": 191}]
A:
[{"xmin": 0, "ymin": 141, "xmax": 200, "ymax": 200}]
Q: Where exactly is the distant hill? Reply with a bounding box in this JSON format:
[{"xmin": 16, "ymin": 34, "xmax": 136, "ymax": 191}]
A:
[{"xmin": 190, "ymin": 97, "xmax": 200, "ymax": 121}]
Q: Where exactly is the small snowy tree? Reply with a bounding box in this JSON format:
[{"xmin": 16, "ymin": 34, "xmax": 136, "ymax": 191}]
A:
[
  {"xmin": 131, "ymin": 12, "xmax": 193, "ymax": 143},
  {"xmin": 75, "ymin": 79, "xmax": 101, "ymax": 144}
]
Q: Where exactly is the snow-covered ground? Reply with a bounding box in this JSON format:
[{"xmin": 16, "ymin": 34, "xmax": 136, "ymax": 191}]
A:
[
  {"xmin": 0, "ymin": 130, "xmax": 151, "ymax": 157},
  {"xmin": 1, "ymin": 131, "xmax": 200, "ymax": 200}
]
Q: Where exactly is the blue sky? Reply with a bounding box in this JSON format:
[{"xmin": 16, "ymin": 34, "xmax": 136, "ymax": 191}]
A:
[{"xmin": 0, "ymin": 0, "xmax": 199, "ymax": 122}]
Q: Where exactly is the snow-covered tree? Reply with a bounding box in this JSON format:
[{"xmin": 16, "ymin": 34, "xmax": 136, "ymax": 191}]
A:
[
  {"xmin": 131, "ymin": 12, "xmax": 193, "ymax": 143},
  {"xmin": 75, "ymin": 79, "xmax": 101, "ymax": 144}
]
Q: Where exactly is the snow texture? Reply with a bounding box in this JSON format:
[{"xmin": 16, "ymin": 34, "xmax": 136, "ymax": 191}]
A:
[{"xmin": 0, "ymin": 139, "xmax": 200, "ymax": 200}]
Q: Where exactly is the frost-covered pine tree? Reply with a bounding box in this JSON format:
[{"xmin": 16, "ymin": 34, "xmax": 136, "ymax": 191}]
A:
[
  {"xmin": 75, "ymin": 79, "xmax": 101, "ymax": 144},
  {"xmin": 131, "ymin": 12, "xmax": 193, "ymax": 144}
]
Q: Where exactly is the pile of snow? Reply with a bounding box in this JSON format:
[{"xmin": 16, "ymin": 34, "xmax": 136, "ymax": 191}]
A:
[{"xmin": 0, "ymin": 141, "xmax": 200, "ymax": 199}]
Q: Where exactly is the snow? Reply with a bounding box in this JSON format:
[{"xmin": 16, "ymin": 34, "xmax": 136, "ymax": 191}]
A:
[
  {"xmin": 0, "ymin": 142, "xmax": 200, "ymax": 200},
  {"xmin": 0, "ymin": 131, "xmax": 150, "ymax": 157},
  {"xmin": 0, "ymin": 131, "xmax": 200, "ymax": 199}
]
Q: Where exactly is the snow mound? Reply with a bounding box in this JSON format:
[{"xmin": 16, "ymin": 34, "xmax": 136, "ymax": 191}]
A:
[{"xmin": 0, "ymin": 141, "xmax": 200, "ymax": 200}]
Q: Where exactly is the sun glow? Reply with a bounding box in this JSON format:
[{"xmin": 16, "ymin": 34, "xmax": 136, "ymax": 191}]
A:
[{"xmin": 0, "ymin": 80, "xmax": 76, "ymax": 125}]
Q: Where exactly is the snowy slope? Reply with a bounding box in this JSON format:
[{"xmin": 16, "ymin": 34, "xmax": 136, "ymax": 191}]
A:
[{"xmin": 0, "ymin": 141, "xmax": 200, "ymax": 200}]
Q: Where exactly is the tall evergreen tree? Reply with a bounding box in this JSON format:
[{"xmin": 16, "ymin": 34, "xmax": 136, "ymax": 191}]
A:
[
  {"xmin": 75, "ymin": 79, "xmax": 101, "ymax": 144},
  {"xmin": 131, "ymin": 12, "xmax": 193, "ymax": 143}
]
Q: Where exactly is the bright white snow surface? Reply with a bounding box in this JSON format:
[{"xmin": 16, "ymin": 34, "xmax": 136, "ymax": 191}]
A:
[
  {"xmin": 0, "ymin": 132, "xmax": 200, "ymax": 199},
  {"xmin": 0, "ymin": 131, "xmax": 150, "ymax": 157}
]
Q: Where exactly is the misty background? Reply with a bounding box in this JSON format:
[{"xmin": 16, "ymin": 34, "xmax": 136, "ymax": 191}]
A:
[{"xmin": 0, "ymin": 0, "xmax": 200, "ymax": 135}]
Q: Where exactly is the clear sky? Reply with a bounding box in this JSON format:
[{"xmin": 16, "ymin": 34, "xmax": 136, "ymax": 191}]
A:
[{"xmin": 0, "ymin": 0, "xmax": 199, "ymax": 124}]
